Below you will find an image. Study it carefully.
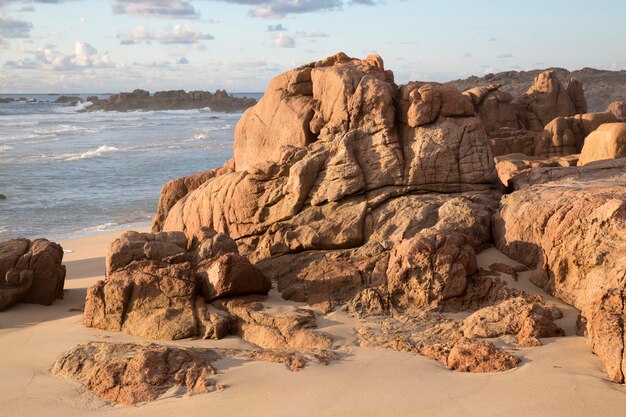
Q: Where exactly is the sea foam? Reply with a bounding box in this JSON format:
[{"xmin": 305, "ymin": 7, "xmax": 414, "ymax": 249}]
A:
[{"xmin": 64, "ymin": 145, "xmax": 120, "ymax": 161}]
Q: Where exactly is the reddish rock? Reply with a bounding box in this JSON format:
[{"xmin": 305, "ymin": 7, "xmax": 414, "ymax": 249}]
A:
[{"xmin": 0, "ymin": 238, "xmax": 65, "ymax": 310}]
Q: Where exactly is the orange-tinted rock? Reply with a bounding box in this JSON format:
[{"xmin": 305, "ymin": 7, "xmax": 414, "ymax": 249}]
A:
[
  {"xmin": 518, "ymin": 70, "xmax": 577, "ymax": 130},
  {"xmin": 152, "ymin": 160, "xmax": 235, "ymax": 231},
  {"xmin": 493, "ymin": 163, "xmax": 626, "ymax": 382},
  {"xmin": 446, "ymin": 338, "xmax": 520, "ymax": 372},
  {"xmin": 462, "ymin": 296, "xmax": 564, "ymax": 346},
  {"xmin": 198, "ymin": 253, "xmax": 270, "ymax": 301},
  {"xmin": 578, "ymin": 122, "xmax": 626, "ymax": 165}
]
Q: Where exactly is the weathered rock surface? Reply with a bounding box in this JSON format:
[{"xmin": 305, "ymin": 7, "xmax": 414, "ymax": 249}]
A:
[
  {"xmin": 578, "ymin": 122, "xmax": 626, "ymax": 165},
  {"xmin": 0, "ymin": 238, "xmax": 66, "ymax": 311},
  {"xmin": 517, "ymin": 70, "xmax": 578, "ymax": 130},
  {"xmin": 155, "ymin": 53, "xmax": 500, "ymax": 311},
  {"xmin": 493, "ymin": 163, "xmax": 626, "ymax": 382},
  {"xmin": 84, "ymin": 229, "xmax": 270, "ymax": 340},
  {"xmin": 152, "ymin": 160, "xmax": 235, "ymax": 232},
  {"xmin": 539, "ymin": 112, "xmax": 618, "ymax": 157},
  {"xmin": 84, "ymin": 89, "xmax": 256, "ymax": 113}
]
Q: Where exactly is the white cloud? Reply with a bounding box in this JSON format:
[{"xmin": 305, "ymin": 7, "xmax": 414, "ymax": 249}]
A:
[
  {"xmin": 213, "ymin": 0, "xmax": 342, "ymax": 19},
  {"xmin": 111, "ymin": 0, "xmax": 200, "ymax": 19},
  {"xmin": 119, "ymin": 24, "xmax": 214, "ymax": 45},
  {"xmin": 5, "ymin": 41, "xmax": 114, "ymax": 71},
  {"xmin": 271, "ymin": 32, "xmax": 294, "ymax": 48}
]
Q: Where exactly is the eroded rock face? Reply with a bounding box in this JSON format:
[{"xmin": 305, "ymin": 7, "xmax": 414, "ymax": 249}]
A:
[
  {"xmin": 493, "ymin": 163, "xmax": 626, "ymax": 382},
  {"xmin": 578, "ymin": 122, "xmax": 626, "ymax": 165},
  {"xmin": 152, "ymin": 160, "xmax": 235, "ymax": 232},
  {"xmin": 540, "ymin": 112, "xmax": 618, "ymax": 157},
  {"xmin": 83, "ymin": 229, "xmax": 270, "ymax": 340},
  {"xmin": 0, "ymin": 238, "xmax": 66, "ymax": 311}
]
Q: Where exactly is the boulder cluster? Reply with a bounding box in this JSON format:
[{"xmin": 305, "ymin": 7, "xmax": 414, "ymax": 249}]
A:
[
  {"xmin": 3, "ymin": 52, "xmax": 626, "ymax": 404},
  {"xmin": 150, "ymin": 52, "xmax": 626, "ymax": 384}
]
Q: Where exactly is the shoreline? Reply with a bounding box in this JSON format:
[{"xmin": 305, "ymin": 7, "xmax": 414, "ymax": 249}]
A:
[{"xmin": 1, "ymin": 228, "xmax": 625, "ymax": 416}]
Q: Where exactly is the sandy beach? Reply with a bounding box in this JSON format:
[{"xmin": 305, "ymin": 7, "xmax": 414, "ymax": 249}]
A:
[{"xmin": 0, "ymin": 229, "xmax": 624, "ymax": 417}]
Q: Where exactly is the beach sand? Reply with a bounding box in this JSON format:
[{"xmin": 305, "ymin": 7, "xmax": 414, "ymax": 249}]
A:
[{"xmin": 1, "ymin": 229, "xmax": 625, "ymax": 417}]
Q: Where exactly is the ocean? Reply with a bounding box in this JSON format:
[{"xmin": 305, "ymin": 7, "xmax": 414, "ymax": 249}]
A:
[{"xmin": 0, "ymin": 93, "xmax": 262, "ymax": 242}]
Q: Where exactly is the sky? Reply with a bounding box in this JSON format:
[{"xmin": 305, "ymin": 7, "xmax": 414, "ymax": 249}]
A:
[{"xmin": 0, "ymin": 0, "xmax": 625, "ymax": 93}]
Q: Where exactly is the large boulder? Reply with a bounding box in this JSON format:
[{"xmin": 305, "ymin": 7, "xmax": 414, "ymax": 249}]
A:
[
  {"xmin": 156, "ymin": 54, "xmax": 498, "ymax": 310},
  {"xmin": 83, "ymin": 229, "xmax": 270, "ymax": 340},
  {"xmin": 0, "ymin": 238, "xmax": 66, "ymax": 311},
  {"xmin": 578, "ymin": 122, "xmax": 626, "ymax": 165},
  {"xmin": 493, "ymin": 162, "xmax": 626, "ymax": 382}
]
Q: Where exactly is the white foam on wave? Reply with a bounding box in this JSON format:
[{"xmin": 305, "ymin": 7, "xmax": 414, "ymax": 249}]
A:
[
  {"xmin": 64, "ymin": 145, "xmax": 120, "ymax": 161},
  {"xmin": 0, "ymin": 145, "xmax": 13, "ymax": 151}
]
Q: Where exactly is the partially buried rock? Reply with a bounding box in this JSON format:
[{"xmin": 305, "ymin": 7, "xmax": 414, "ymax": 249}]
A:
[
  {"xmin": 0, "ymin": 238, "xmax": 66, "ymax": 311},
  {"xmin": 52, "ymin": 342, "xmax": 221, "ymax": 405}
]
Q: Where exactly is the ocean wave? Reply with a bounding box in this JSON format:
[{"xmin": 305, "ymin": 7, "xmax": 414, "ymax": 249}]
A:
[
  {"xmin": 64, "ymin": 145, "xmax": 120, "ymax": 161},
  {"xmin": 0, "ymin": 145, "xmax": 13, "ymax": 151}
]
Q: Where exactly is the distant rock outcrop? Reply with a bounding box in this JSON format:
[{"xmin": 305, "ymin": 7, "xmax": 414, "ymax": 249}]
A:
[
  {"xmin": 84, "ymin": 89, "xmax": 256, "ymax": 113},
  {"xmin": 0, "ymin": 238, "xmax": 66, "ymax": 311},
  {"xmin": 448, "ymin": 67, "xmax": 626, "ymax": 113}
]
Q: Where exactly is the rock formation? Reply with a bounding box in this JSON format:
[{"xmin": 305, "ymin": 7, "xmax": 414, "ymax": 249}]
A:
[
  {"xmin": 0, "ymin": 238, "xmax": 66, "ymax": 311},
  {"xmin": 84, "ymin": 89, "xmax": 256, "ymax": 113},
  {"xmin": 448, "ymin": 67, "xmax": 626, "ymax": 113},
  {"xmin": 493, "ymin": 161, "xmax": 626, "ymax": 382},
  {"xmin": 155, "ymin": 53, "xmax": 499, "ymax": 313},
  {"xmin": 138, "ymin": 53, "xmax": 582, "ymax": 379}
]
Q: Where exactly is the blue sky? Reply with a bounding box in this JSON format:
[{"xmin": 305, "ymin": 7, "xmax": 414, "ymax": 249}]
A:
[{"xmin": 0, "ymin": 0, "xmax": 625, "ymax": 93}]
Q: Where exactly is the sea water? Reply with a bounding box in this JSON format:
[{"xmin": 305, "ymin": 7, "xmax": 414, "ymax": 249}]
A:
[{"xmin": 0, "ymin": 93, "xmax": 261, "ymax": 241}]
